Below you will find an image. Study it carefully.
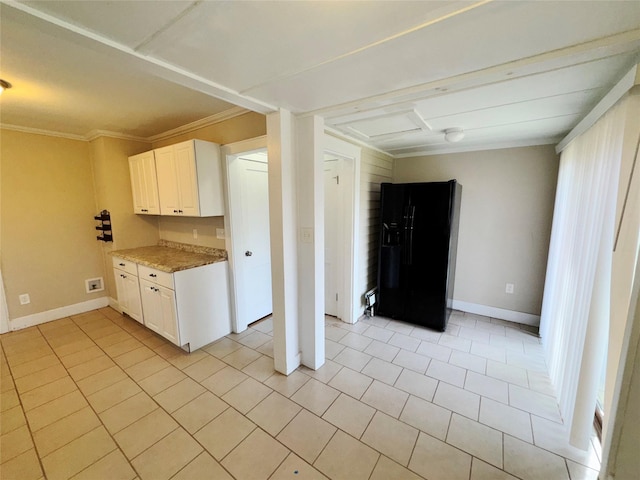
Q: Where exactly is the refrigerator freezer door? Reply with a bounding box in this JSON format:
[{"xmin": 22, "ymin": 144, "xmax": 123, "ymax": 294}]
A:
[
  {"xmin": 376, "ymin": 181, "xmax": 461, "ymax": 332},
  {"xmin": 377, "ymin": 183, "xmax": 408, "ymax": 318}
]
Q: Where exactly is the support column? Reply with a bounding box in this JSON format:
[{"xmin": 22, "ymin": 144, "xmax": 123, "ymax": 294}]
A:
[
  {"xmin": 296, "ymin": 116, "xmax": 325, "ymax": 370},
  {"xmin": 267, "ymin": 110, "xmax": 300, "ymax": 374}
]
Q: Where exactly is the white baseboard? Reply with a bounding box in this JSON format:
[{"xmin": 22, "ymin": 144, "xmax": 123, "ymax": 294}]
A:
[
  {"xmin": 108, "ymin": 297, "xmax": 122, "ymax": 313},
  {"xmin": 10, "ymin": 297, "xmax": 110, "ymax": 331},
  {"xmin": 452, "ymin": 300, "xmax": 540, "ymax": 326}
]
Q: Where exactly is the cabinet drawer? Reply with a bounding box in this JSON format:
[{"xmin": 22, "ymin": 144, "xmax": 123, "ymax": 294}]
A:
[
  {"xmin": 112, "ymin": 257, "xmax": 138, "ymax": 276},
  {"xmin": 138, "ymin": 265, "xmax": 174, "ymax": 290}
]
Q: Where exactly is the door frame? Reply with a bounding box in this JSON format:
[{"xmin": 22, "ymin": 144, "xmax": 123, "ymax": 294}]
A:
[
  {"xmin": 221, "ymin": 136, "xmax": 268, "ymax": 333},
  {"xmin": 324, "ymin": 135, "xmax": 361, "ymax": 324}
]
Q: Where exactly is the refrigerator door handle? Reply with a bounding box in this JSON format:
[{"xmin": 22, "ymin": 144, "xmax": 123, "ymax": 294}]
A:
[
  {"xmin": 403, "ymin": 206, "xmax": 411, "ymax": 264},
  {"xmin": 407, "ymin": 206, "xmax": 416, "ymax": 265}
]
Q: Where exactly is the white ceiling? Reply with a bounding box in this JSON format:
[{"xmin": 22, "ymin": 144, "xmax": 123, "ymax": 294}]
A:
[{"xmin": 1, "ymin": 0, "xmax": 639, "ymax": 155}]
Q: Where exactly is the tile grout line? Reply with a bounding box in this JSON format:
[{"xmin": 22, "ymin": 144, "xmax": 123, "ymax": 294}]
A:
[
  {"xmin": 0, "ymin": 344, "xmax": 47, "ymax": 478},
  {"xmin": 36, "ymin": 314, "xmax": 141, "ymax": 480}
]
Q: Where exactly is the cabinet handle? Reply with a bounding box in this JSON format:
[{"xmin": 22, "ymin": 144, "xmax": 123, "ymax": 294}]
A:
[
  {"xmin": 141, "ymin": 209, "xmax": 148, "ymax": 212},
  {"xmin": 178, "ymin": 210, "xmax": 183, "ymax": 213},
  {"xmin": 149, "ymin": 274, "xmax": 157, "ymax": 278},
  {"xmin": 173, "ymin": 209, "xmax": 179, "ymax": 213},
  {"xmin": 119, "ymin": 263, "xmax": 125, "ymax": 266},
  {"xmin": 121, "ymin": 274, "xmax": 126, "ymax": 278}
]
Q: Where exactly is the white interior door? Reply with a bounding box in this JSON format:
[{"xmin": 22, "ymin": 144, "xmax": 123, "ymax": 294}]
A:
[
  {"xmin": 228, "ymin": 149, "xmax": 272, "ymax": 331},
  {"xmin": 324, "ymin": 156, "xmax": 343, "ymax": 317}
]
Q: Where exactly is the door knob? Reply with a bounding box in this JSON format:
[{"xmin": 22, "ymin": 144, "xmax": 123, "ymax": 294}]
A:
[{"xmin": 245, "ymin": 251, "xmax": 253, "ymax": 256}]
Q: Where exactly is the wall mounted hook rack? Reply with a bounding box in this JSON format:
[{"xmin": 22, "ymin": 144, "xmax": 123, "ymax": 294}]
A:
[{"xmin": 95, "ymin": 210, "xmax": 113, "ymax": 242}]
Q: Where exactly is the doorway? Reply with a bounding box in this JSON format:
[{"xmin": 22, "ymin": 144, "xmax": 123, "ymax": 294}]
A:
[
  {"xmin": 324, "ymin": 135, "xmax": 361, "ymax": 324},
  {"xmin": 324, "ymin": 154, "xmax": 344, "ymax": 318},
  {"xmin": 223, "ymin": 139, "xmax": 272, "ymax": 333}
]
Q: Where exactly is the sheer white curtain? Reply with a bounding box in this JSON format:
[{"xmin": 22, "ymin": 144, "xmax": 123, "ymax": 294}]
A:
[{"xmin": 540, "ymin": 97, "xmax": 627, "ymax": 449}]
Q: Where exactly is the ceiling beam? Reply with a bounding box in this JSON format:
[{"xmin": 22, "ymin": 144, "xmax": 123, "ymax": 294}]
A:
[
  {"xmin": 312, "ymin": 29, "xmax": 640, "ymax": 122},
  {"xmin": 556, "ymin": 64, "xmax": 639, "ymax": 152},
  {"xmin": 2, "ymin": 0, "xmax": 278, "ymax": 115}
]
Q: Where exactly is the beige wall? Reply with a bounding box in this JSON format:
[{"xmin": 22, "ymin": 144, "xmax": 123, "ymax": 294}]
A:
[
  {"xmin": 394, "ymin": 145, "xmax": 559, "ymax": 316},
  {"xmin": 1, "ymin": 129, "xmax": 105, "ymax": 318},
  {"xmin": 89, "ymin": 136, "xmax": 159, "ymax": 300},
  {"xmin": 151, "ymin": 111, "xmax": 267, "ymax": 249},
  {"xmin": 152, "ymin": 112, "xmax": 266, "ymax": 148}
]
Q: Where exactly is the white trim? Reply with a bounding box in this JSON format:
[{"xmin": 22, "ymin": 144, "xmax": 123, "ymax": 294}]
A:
[
  {"xmin": 452, "ymin": 300, "xmax": 540, "ymax": 327},
  {"xmin": 9, "ymin": 297, "xmax": 110, "ymax": 331},
  {"xmin": 221, "ymin": 137, "xmax": 269, "ymax": 333},
  {"xmin": 148, "ymin": 107, "xmax": 251, "ymax": 143},
  {"xmin": 0, "ymin": 123, "xmax": 87, "ymax": 141},
  {"xmin": 324, "ymin": 135, "xmax": 362, "ymax": 325},
  {"xmin": 1, "ymin": 110, "xmax": 250, "ymax": 144},
  {"xmin": 85, "ymin": 130, "xmax": 148, "ymax": 142},
  {"xmin": 556, "ymin": 64, "xmax": 638, "ymax": 153},
  {"xmin": 393, "ymin": 137, "xmax": 561, "ymax": 158}
]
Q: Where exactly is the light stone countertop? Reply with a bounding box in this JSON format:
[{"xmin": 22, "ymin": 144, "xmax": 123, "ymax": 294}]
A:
[{"xmin": 110, "ymin": 240, "xmax": 227, "ymax": 273}]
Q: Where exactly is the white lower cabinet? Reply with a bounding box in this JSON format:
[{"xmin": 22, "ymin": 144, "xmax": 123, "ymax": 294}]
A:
[
  {"xmin": 140, "ymin": 278, "xmax": 179, "ymax": 345},
  {"xmin": 113, "ymin": 256, "xmax": 231, "ymax": 351},
  {"xmin": 113, "ymin": 258, "xmax": 143, "ymax": 324}
]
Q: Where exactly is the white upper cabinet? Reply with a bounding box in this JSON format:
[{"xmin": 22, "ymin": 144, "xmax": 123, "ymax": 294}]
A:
[
  {"xmin": 128, "ymin": 139, "xmax": 224, "ymax": 217},
  {"xmin": 155, "ymin": 139, "xmax": 224, "ymax": 217},
  {"xmin": 128, "ymin": 150, "xmax": 160, "ymax": 215}
]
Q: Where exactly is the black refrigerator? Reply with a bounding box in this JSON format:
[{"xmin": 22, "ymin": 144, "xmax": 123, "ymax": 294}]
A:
[{"xmin": 376, "ymin": 180, "xmax": 462, "ymax": 331}]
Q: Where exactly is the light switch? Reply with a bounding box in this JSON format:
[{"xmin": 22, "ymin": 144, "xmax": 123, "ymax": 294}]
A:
[{"xmin": 301, "ymin": 227, "xmax": 313, "ymax": 244}]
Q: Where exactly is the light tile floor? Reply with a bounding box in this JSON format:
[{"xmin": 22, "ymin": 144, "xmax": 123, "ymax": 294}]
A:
[{"xmin": 0, "ymin": 307, "xmax": 602, "ymax": 480}]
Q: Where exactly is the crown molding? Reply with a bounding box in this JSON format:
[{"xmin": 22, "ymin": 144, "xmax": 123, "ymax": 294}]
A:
[
  {"xmin": 147, "ymin": 106, "xmax": 250, "ymax": 143},
  {"xmin": 1, "ymin": 106, "xmax": 252, "ymax": 143},
  {"xmin": 0, "ymin": 123, "xmax": 87, "ymax": 141},
  {"xmin": 393, "ymin": 137, "xmax": 561, "ymax": 158},
  {"xmin": 85, "ymin": 130, "xmax": 149, "ymax": 143}
]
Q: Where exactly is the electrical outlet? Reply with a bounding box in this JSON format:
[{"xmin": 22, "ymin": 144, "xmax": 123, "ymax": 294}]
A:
[
  {"xmin": 19, "ymin": 294, "xmax": 30, "ymax": 305},
  {"xmin": 216, "ymin": 228, "xmax": 225, "ymax": 239},
  {"xmin": 193, "ymin": 229, "xmax": 198, "ymax": 240},
  {"xmin": 505, "ymin": 283, "xmax": 515, "ymax": 294}
]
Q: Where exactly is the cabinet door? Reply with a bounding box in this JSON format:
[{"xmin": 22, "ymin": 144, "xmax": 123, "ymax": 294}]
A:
[
  {"xmin": 129, "ymin": 153, "xmax": 148, "ymax": 214},
  {"xmin": 114, "ymin": 269, "xmax": 129, "ymax": 311},
  {"xmin": 155, "ymin": 145, "xmax": 181, "ymax": 215},
  {"xmin": 129, "ymin": 151, "xmax": 159, "ymax": 215},
  {"xmin": 123, "ymin": 274, "xmax": 143, "ymax": 324},
  {"xmin": 174, "ymin": 141, "xmax": 200, "ymax": 216},
  {"xmin": 141, "ymin": 153, "xmax": 160, "ymax": 214},
  {"xmin": 140, "ymin": 279, "xmax": 162, "ymax": 334},
  {"xmin": 115, "ymin": 268, "xmax": 143, "ymax": 324},
  {"xmin": 140, "ymin": 280, "xmax": 179, "ymax": 346},
  {"xmin": 158, "ymin": 285, "xmax": 180, "ymax": 345}
]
